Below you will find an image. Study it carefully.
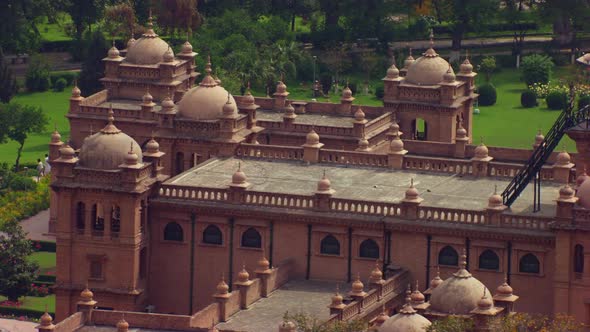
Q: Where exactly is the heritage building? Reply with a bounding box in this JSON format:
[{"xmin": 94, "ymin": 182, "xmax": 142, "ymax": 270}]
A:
[{"xmin": 47, "ymin": 18, "xmax": 590, "ymax": 331}]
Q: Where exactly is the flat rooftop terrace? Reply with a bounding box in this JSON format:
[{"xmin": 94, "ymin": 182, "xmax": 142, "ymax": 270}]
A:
[
  {"xmin": 215, "ymin": 279, "xmax": 336, "ymax": 332},
  {"xmin": 97, "ymin": 99, "xmax": 163, "ymax": 112},
  {"xmin": 167, "ymin": 157, "xmax": 562, "ymax": 216},
  {"xmin": 256, "ymin": 109, "xmax": 356, "ymax": 128}
]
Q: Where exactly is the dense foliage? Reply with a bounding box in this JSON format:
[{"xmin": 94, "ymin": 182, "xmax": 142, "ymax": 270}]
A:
[
  {"xmin": 479, "ymin": 56, "xmax": 496, "ymax": 82},
  {"xmin": 521, "ymin": 90, "xmax": 538, "ymax": 108},
  {"xmin": 284, "ymin": 311, "xmax": 366, "ymax": 332},
  {"xmin": 579, "ymin": 95, "xmax": 590, "ymax": 109},
  {"xmin": 0, "ymin": 220, "xmax": 40, "ymax": 301},
  {"xmin": 0, "ymin": 176, "xmax": 49, "ymax": 227},
  {"xmin": 77, "ymin": 30, "xmax": 108, "ymax": 95},
  {"xmin": 25, "ymin": 55, "xmax": 51, "ymax": 92},
  {"xmin": 546, "ymin": 91, "xmax": 567, "ymax": 110},
  {"xmin": 521, "ymin": 54, "xmax": 554, "ymax": 86},
  {"xmin": 0, "ymin": 53, "xmax": 17, "ymax": 103},
  {"xmin": 478, "ymin": 83, "xmax": 497, "ymax": 106}
]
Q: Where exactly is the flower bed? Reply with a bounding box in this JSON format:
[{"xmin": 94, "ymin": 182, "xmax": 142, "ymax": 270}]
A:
[{"xmin": 0, "ymin": 177, "xmax": 49, "ymax": 227}]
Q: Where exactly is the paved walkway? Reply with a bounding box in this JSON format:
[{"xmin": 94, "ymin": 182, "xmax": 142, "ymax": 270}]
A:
[
  {"xmin": 20, "ymin": 209, "xmax": 55, "ymax": 242},
  {"xmin": 0, "ymin": 318, "xmax": 37, "ymax": 332}
]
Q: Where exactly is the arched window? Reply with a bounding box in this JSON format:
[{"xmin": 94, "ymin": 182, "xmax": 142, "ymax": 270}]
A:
[
  {"xmin": 438, "ymin": 246, "xmax": 458, "ymax": 266},
  {"xmin": 164, "ymin": 222, "xmax": 183, "ymax": 241},
  {"xmin": 91, "ymin": 203, "xmax": 104, "ymax": 233},
  {"xmin": 320, "ymin": 235, "xmax": 340, "ymax": 255},
  {"xmin": 478, "ymin": 249, "xmax": 500, "ymax": 270},
  {"xmin": 110, "ymin": 205, "xmax": 121, "ymax": 234},
  {"xmin": 203, "ymin": 225, "xmax": 223, "ymax": 245},
  {"xmin": 241, "ymin": 228, "xmax": 261, "ymax": 248},
  {"xmin": 359, "ymin": 239, "xmax": 380, "ymax": 259},
  {"xmin": 519, "ymin": 253, "xmax": 540, "ymax": 274},
  {"xmin": 76, "ymin": 202, "xmax": 85, "ymax": 231},
  {"xmin": 574, "ymin": 244, "xmax": 584, "ymax": 273}
]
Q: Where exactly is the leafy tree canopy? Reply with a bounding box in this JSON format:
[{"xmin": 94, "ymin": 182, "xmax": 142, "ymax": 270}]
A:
[{"xmin": 0, "ymin": 220, "xmax": 39, "ymax": 302}]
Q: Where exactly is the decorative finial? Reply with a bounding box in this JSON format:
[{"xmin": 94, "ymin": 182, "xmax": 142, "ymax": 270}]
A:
[
  {"xmin": 409, "ymin": 47, "xmax": 413, "ymax": 57},
  {"xmin": 108, "ymin": 104, "xmax": 115, "ymax": 124},
  {"xmin": 494, "ymin": 185, "xmax": 497, "ymax": 195},
  {"xmin": 147, "ymin": 8, "xmax": 153, "ymax": 28},
  {"xmin": 238, "ymin": 161, "xmax": 241, "ymax": 171},
  {"xmin": 429, "ymin": 29, "xmax": 434, "ymax": 48},
  {"xmin": 460, "ymin": 248, "xmax": 467, "ymax": 269},
  {"xmin": 89, "ymin": 124, "xmax": 94, "ymax": 136},
  {"xmin": 410, "ymin": 178, "xmax": 414, "ymax": 188}
]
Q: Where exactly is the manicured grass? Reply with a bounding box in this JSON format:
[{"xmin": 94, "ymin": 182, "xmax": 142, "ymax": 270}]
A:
[
  {"xmin": 28, "ymin": 252, "xmax": 56, "ymax": 274},
  {"xmin": 38, "ymin": 14, "xmax": 73, "ymax": 42},
  {"xmin": 0, "ymin": 88, "xmax": 71, "ymax": 165},
  {"xmin": 0, "ymin": 294, "xmax": 55, "ymax": 313},
  {"xmin": 472, "ymin": 68, "xmax": 576, "ymax": 151}
]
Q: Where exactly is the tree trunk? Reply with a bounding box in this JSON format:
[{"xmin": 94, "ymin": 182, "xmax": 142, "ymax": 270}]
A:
[
  {"xmin": 553, "ymin": 15, "xmax": 574, "ymax": 47},
  {"xmin": 14, "ymin": 142, "xmax": 24, "ymax": 172},
  {"xmin": 451, "ymin": 24, "xmax": 465, "ymax": 51}
]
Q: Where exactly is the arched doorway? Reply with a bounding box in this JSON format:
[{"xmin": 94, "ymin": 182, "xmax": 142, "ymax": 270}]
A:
[{"xmin": 411, "ymin": 118, "xmax": 428, "ymax": 141}]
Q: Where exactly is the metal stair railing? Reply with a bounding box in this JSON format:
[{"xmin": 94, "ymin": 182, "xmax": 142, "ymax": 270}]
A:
[{"xmin": 501, "ymin": 104, "xmax": 590, "ymax": 208}]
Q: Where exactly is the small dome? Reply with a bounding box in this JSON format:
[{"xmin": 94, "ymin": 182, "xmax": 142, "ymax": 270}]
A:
[
  {"xmin": 232, "ymin": 164, "xmax": 247, "ymax": 185},
  {"xmin": 216, "ymin": 276, "xmax": 229, "ymax": 294},
  {"xmin": 80, "ymin": 286, "xmax": 94, "ymax": 302},
  {"xmin": 495, "ymin": 278, "xmax": 513, "ymax": 297},
  {"xmin": 429, "ymin": 252, "xmax": 490, "ymax": 315},
  {"xmin": 124, "ymin": 143, "xmax": 139, "ymax": 165},
  {"xmin": 117, "ymin": 318, "xmax": 129, "ymax": 332},
  {"xmin": 108, "ymin": 44, "xmax": 120, "ymax": 59},
  {"xmin": 534, "ymin": 129, "xmax": 544, "ymax": 145},
  {"xmin": 181, "ymin": 40, "xmax": 193, "ymax": 54},
  {"xmin": 258, "ymin": 255, "xmax": 270, "ymax": 271},
  {"xmin": 276, "ymin": 80, "xmax": 287, "ymax": 94},
  {"xmin": 306, "ymin": 129, "xmax": 320, "ymax": 145},
  {"xmin": 161, "ymin": 95, "xmax": 175, "ymax": 110},
  {"xmin": 460, "ymin": 58, "xmax": 473, "ymax": 74},
  {"xmin": 40, "ymin": 311, "xmax": 53, "ymax": 326},
  {"xmin": 410, "ymin": 281, "xmax": 425, "ymax": 304},
  {"xmin": 386, "ymin": 64, "xmax": 400, "ymax": 79},
  {"xmin": 403, "ymin": 51, "xmax": 415, "ymax": 69},
  {"xmin": 72, "ymin": 85, "xmax": 82, "ymax": 98},
  {"xmin": 374, "ymin": 308, "xmax": 389, "ymax": 326},
  {"xmin": 390, "ymin": 121, "xmax": 400, "ymax": 134},
  {"xmin": 390, "ymin": 137, "xmax": 404, "ymax": 153},
  {"xmin": 125, "ymin": 16, "xmax": 171, "ymax": 65},
  {"xmin": 59, "ymin": 143, "xmax": 75, "ymax": 159},
  {"xmin": 559, "ymin": 184, "xmax": 575, "ymax": 199},
  {"xmin": 127, "ymin": 36, "xmax": 136, "ymax": 49},
  {"xmin": 331, "ymin": 289, "xmax": 344, "ymax": 307},
  {"xmin": 429, "ymin": 270, "xmax": 443, "ymax": 289},
  {"xmin": 280, "ymin": 320, "xmax": 296, "ymax": 330},
  {"xmin": 142, "ymin": 89, "xmax": 154, "ymax": 104},
  {"xmin": 556, "ymin": 150, "xmax": 571, "ymax": 165},
  {"xmin": 354, "ymin": 108, "xmax": 366, "ymax": 121},
  {"xmin": 405, "ymin": 179, "xmax": 419, "ymax": 200},
  {"xmin": 351, "ymin": 274, "xmax": 364, "ymax": 294},
  {"xmin": 488, "ymin": 187, "xmax": 503, "ymax": 208},
  {"xmin": 405, "ymin": 49, "xmax": 450, "ymax": 85},
  {"xmin": 358, "ymin": 136, "xmax": 369, "ymax": 150},
  {"xmin": 51, "ymin": 129, "xmax": 62, "ymax": 143},
  {"xmin": 370, "ymin": 263, "xmax": 383, "ymax": 281},
  {"xmin": 474, "ymin": 142, "xmax": 489, "ymax": 159},
  {"xmin": 476, "ymin": 289, "xmax": 493, "ymax": 310},
  {"xmin": 78, "ymin": 109, "xmax": 143, "ymax": 170},
  {"xmin": 317, "ymin": 173, "xmax": 332, "ymax": 192},
  {"xmin": 238, "ymin": 265, "xmax": 250, "ymax": 282},
  {"xmin": 443, "ymin": 65, "xmax": 456, "ymax": 82},
  {"xmin": 242, "ymin": 84, "xmax": 255, "ymax": 105},
  {"xmin": 378, "ymin": 296, "xmax": 431, "ymax": 332},
  {"xmin": 342, "ymin": 85, "xmax": 353, "ymax": 99},
  {"xmin": 163, "ymin": 47, "xmax": 174, "ymax": 62},
  {"xmin": 223, "ymin": 95, "xmax": 236, "ymax": 117},
  {"xmin": 456, "ymin": 122, "xmax": 467, "ymax": 138},
  {"xmin": 146, "ymin": 138, "xmax": 160, "ymax": 154},
  {"xmin": 284, "ymin": 100, "xmax": 296, "ymax": 117}
]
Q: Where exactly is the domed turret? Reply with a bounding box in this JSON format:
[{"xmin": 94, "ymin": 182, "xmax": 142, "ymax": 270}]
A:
[
  {"xmin": 237, "ymin": 265, "xmax": 250, "ymax": 283},
  {"xmin": 350, "ymin": 274, "xmax": 366, "ymax": 297},
  {"xmin": 378, "ymin": 293, "xmax": 431, "ymax": 332},
  {"xmin": 71, "ymin": 83, "xmax": 82, "ymax": 99},
  {"xmin": 495, "ymin": 277, "xmax": 514, "ymax": 298},
  {"xmin": 370, "ymin": 263, "xmax": 383, "ymax": 283},
  {"xmin": 354, "ymin": 107, "xmax": 366, "ymax": 122},
  {"xmin": 429, "ymin": 250, "xmax": 491, "ymax": 315},
  {"xmin": 78, "ymin": 107, "xmax": 143, "ymax": 170},
  {"xmin": 403, "ymin": 49, "xmax": 415, "ymax": 69},
  {"xmin": 51, "ymin": 127, "xmax": 62, "ymax": 144},
  {"xmin": 306, "ymin": 129, "xmax": 320, "ymax": 145},
  {"xmin": 429, "ymin": 269, "xmax": 443, "ymax": 290},
  {"xmin": 257, "ymin": 253, "xmax": 270, "ymax": 271},
  {"xmin": 59, "ymin": 143, "xmax": 75, "ymax": 160},
  {"xmin": 108, "ymin": 41, "xmax": 121, "ymax": 59},
  {"xmin": 276, "ymin": 80, "xmax": 287, "ymax": 95},
  {"xmin": 386, "ymin": 63, "xmax": 400, "ymax": 79},
  {"xmin": 488, "ymin": 186, "xmax": 503, "ymax": 208},
  {"xmin": 242, "ymin": 82, "xmax": 256, "ymax": 106},
  {"xmin": 374, "ymin": 305, "xmax": 389, "ymax": 327},
  {"xmin": 163, "ymin": 46, "xmax": 174, "ymax": 62},
  {"xmin": 142, "ymin": 88, "xmax": 154, "ymax": 105},
  {"xmin": 177, "ymin": 56, "xmax": 238, "ymax": 120},
  {"xmin": 474, "ymin": 139, "xmax": 489, "ymax": 159},
  {"xmin": 533, "ymin": 129, "xmax": 544, "ymax": 148},
  {"xmin": 404, "ymin": 179, "xmax": 420, "ymax": 201},
  {"xmin": 410, "ymin": 281, "xmax": 425, "ymax": 305},
  {"xmin": 124, "ymin": 142, "xmax": 139, "ymax": 166},
  {"xmin": 231, "ymin": 163, "xmax": 248, "ymax": 188},
  {"xmin": 125, "ymin": 12, "xmax": 173, "ymax": 65},
  {"xmin": 216, "ymin": 275, "xmax": 229, "ymax": 295},
  {"xmin": 80, "ymin": 286, "xmax": 94, "ymax": 302},
  {"xmin": 117, "ymin": 317, "xmax": 129, "ymax": 332},
  {"xmin": 330, "ymin": 285, "xmax": 345, "ymax": 310},
  {"xmin": 460, "ymin": 53, "xmax": 473, "ymax": 74},
  {"xmin": 181, "ymin": 40, "xmax": 193, "ymax": 54},
  {"xmin": 456, "ymin": 119, "xmax": 467, "ymax": 139},
  {"xmin": 443, "ymin": 65, "xmax": 456, "ymax": 83},
  {"xmin": 559, "ymin": 183, "xmax": 575, "ymax": 200},
  {"xmin": 316, "ymin": 171, "xmax": 334, "ymax": 194},
  {"xmin": 556, "ymin": 149, "xmax": 571, "ymax": 166},
  {"xmin": 405, "ymin": 31, "xmax": 450, "ymax": 85},
  {"xmin": 390, "ymin": 136, "xmax": 405, "ymax": 153},
  {"xmin": 146, "ymin": 137, "xmax": 160, "ymax": 154},
  {"xmin": 39, "ymin": 311, "xmax": 54, "ymax": 327},
  {"xmin": 357, "ymin": 135, "xmax": 370, "ymax": 152},
  {"xmin": 342, "ymin": 84, "xmax": 353, "ymax": 99}
]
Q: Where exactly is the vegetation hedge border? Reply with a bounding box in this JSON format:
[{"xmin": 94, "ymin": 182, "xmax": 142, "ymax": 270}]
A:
[
  {"xmin": 36, "ymin": 275, "xmax": 56, "ymax": 283},
  {"xmin": 35, "ymin": 241, "xmax": 56, "ymax": 253},
  {"xmin": 0, "ymin": 306, "xmax": 53, "ymax": 318}
]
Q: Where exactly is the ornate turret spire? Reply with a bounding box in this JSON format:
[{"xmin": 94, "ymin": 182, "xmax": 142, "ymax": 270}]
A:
[
  {"xmin": 143, "ymin": 8, "xmax": 158, "ymax": 38},
  {"xmin": 200, "ymin": 55, "xmax": 217, "ymax": 87},
  {"xmin": 101, "ymin": 104, "xmax": 122, "ymax": 134}
]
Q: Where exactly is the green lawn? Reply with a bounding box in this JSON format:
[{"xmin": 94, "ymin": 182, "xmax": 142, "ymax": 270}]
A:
[
  {"xmin": 28, "ymin": 252, "xmax": 56, "ymax": 274},
  {"xmin": 38, "ymin": 14, "xmax": 72, "ymax": 42},
  {"xmin": 0, "ymin": 88, "xmax": 71, "ymax": 165},
  {"xmin": 472, "ymin": 68, "xmax": 576, "ymax": 151},
  {"xmin": 0, "ymin": 294, "xmax": 55, "ymax": 313}
]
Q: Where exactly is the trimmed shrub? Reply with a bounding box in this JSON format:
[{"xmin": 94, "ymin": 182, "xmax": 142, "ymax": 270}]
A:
[
  {"xmin": 579, "ymin": 95, "xmax": 590, "ymax": 109},
  {"xmin": 521, "ymin": 54, "xmax": 553, "ymax": 86},
  {"xmin": 546, "ymin": 91, "xmax": 567, "ymax": 110},
  {"xmin": 36, "ymin": 275, "xmax": 56, "ymax": 283},
  {"xmin": 35, "ymin": 240, "xmax": 56, "ymax": 253},
  {"xmin": 477, "ymin": 84, "xmax": 497, "ymax": 106},
  {"xmin": 49, "ymin": 72, "xmax": 78, "ymax": 86},
  {"xmin": 375, "ymin": 85, "xmax": 384, "ymax": 99},
  {"xmin": 25, "ymin": 56, "xmax": 51, "ymax": 92},
  {"xmin": 521, "ymin": 90, "xmax": 538, "ymax": 108},
  {"xmin": 319, "ymin": 73, "xmax": 332, "ymax": 95},
  {"xmin": 53, "ymin": 78, "xmax": 67, "ymax": 92}
]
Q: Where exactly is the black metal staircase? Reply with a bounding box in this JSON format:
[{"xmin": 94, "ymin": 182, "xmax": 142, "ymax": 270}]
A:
[{"xmin": 501, "ymin": 104, "xmax": 590, "ymax": 210}]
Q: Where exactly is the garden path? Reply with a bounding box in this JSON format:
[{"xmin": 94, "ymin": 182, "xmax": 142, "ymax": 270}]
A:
[
  {"xmin": 0, "ymin": 318, "xmax": 36, "ymax": 332},
  {"xmin": 20, "ymin": 209, "xmax": 55, "ymax": 242}
]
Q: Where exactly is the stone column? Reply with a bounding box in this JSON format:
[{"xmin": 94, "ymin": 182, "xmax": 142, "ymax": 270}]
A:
[{"xmin": 302, "ymin": 130, "xmax": 323, "ymax": 164}]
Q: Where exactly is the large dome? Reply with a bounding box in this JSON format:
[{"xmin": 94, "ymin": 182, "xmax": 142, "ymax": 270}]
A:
[
  {"xmin": 379, "ymin": 313, "xmax": 431, "ymax": 332},
  {"xmin": 125, "ymin": 17, "xmax": 171, "ymax": 65},
  {"xmin": 78, "ymin": 110, "xmax": 143, "ymax": 170},
  {"xmin": 177, "ymin": 59, "xmax": 237, "ymax": 120},
  {"xmin": 429, "ymin": 258, "xmax": 489, "ymax": 315},
  {"xmin": 577, "ymin": 178, "xmax": 590, "ymax": 208},
  {"xmin": 405, "ymin": 48, "xmax": 450, "ymax": 85}
]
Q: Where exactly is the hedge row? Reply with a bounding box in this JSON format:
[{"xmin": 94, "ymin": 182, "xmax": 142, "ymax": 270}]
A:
[
  {"xmin": 36, "ymin": 275, "xmax": 56, "ymax": 283},
  {"xmin": 34, "ymin": 240, "xmax": 56, "ymax": 253},
  {"xmin": 0, "ymin": 306, "xmax": 52, "ymax": 318}
]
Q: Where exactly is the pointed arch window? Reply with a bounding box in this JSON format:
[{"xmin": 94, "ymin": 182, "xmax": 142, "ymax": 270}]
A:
[
  {"xmin": 241, "ymin": 228, "xmax": 261, "ymax": 248},
  {"xmin": 574, "ymin": 244, "xmax": 584, "ymax": 274},
  {"xmin": 519, "ymin": 253, "xmax": 540, "ymax": 274},
  {"xmin": 359, "ymin": 239, "xmax": 380, "ymax": 259},
  {"xmin": 320, "ymin": 235, "xmax": 340, "ymax": 255},
  {"xmin": 478, "ymin": 249, "xmax": 500, "ymax": 270},
  {"xmin": 203, "ymin": 225, "xmax": 223, "ymax": 245},
  {"xmin": 438, "ymin": 246, "xmax": 458, "ymax": 266},
  {"xmin": 164, "ymin": 222, "xmax": 183, "ymax": 242}
]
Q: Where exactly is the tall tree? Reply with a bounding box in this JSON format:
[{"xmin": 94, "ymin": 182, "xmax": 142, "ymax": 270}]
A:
[
  {"xmin": 65, "ymin": 0, "xmax": 106, "ymax": 42},
  {"xmin": 0, "ymin": 103, "xmax": 48, "ymax": 171},
  {"xmin": 541, "ymin": 0, "xmax": 590, "ymax": 47},
  {"xmin": 0, "ymin": 50, "xmax": 17, "ymax": 103},
  {"xmin": 104, "ymin": 1, "xmax": 137, "ymax": 38},
  {"xmin": 156, "ymin": 0, "xmax": 202, "ymax": 36},
  {"xmin": 78, "ymin": 30, "xmax": 108, "ymax": 96},
  {"xmin": 0, "ymin": 220, "xmax": 39, "ymax": 302},
  {"xmin": 503, "ymin": 0, "xmax": 539, "ymax": 58},
  {"xmin": 431, "ymin": 0, "xmax": 499, "ymax": 53}
]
